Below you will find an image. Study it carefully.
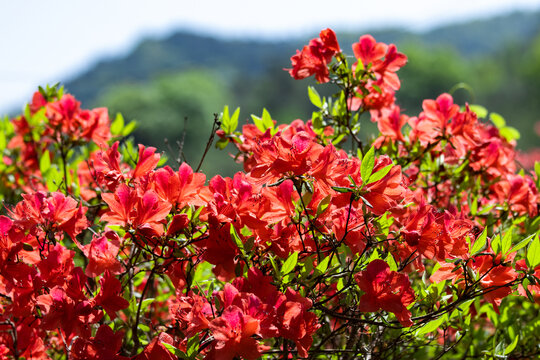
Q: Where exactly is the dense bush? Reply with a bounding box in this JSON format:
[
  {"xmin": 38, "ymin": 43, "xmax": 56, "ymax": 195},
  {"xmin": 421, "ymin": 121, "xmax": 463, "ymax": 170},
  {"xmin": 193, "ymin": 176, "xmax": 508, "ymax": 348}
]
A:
[{"xmin": 0, "ymin": 29, "xmax": 539, "ymax": 359}]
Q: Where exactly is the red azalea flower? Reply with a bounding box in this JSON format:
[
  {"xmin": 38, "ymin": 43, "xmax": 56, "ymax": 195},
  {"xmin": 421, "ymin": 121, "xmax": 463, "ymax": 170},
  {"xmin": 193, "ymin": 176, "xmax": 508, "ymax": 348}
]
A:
[
  {"xmin": 80, "ymin": 231, "xmax": 123, "ymax": 278},
  {"xmin": 275, "ymin": 289, "xmax": 320, "ymax": 357},
  {"xmin": 207, "ymin": 305, "xmax": 263, "ymax": 360},
  {"xmin": 287, "ymin": 28, "xmax": 340, "ymax": 83},
  {"xmin": 132, "ymin": 144, "xmax": 161, "ymax": 179},
  {"xmin": 71, "ymin": 324, "xmax": 127, "ymax": 360},
  {"xmin": 7, "ymin": 191, "xmax": 88, "ymax": 240},
  {"xmin": 101, "ymin": 184, "xmax": 172, "ymax": 234},
  {"xmin": 361, "ymin": 156, "xmax": 407, "ymax": 216},
  {"xmin": 94, "ymin": 271, "xmax": 129, "ymax": 320},
  {"xmin": 372, "ymin": 105, "xmax": 408, "ymax": 143},
  {"xmin": 355, "ymin": 260, "xmax": 415, "ymax": 327},
  {"xmin": 132, "ymin": 333, "xmax": 177, "ymax": 360},
  {"xmin": 153, "ymin": 163, "xmax": 211, "ymax": 209}
]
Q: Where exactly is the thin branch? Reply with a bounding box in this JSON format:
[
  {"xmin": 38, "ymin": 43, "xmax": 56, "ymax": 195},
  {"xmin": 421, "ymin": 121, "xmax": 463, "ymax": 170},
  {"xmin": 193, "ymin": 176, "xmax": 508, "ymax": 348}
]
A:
[{"xmin": 196, "ymin": 113, "xmax": 220, "ymax": 172}]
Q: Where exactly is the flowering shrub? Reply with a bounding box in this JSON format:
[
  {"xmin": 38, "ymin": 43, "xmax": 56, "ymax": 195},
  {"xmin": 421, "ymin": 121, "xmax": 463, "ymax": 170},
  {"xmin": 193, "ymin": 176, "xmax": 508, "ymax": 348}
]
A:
[{"xmin": 1, "ymin": 29, "xmax": 539, "ymax": 359}]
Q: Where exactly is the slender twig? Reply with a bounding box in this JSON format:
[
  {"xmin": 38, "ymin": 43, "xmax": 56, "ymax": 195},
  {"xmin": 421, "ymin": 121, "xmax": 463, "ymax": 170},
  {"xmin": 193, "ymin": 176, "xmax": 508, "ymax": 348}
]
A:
[
  {"xmin": 59, "ymin": 143, "xmax": 70, "ymax": 195},
  {"xmin": 131, "ymin": 266, "xmax": 157, "ymax": 356},
  {"xmin": 0, "ymin": 321, "xmax": 18, "ymax": 360},
  {"xmin": 196, "ymin": 114, "xmax": 220, "ymax": 172}
]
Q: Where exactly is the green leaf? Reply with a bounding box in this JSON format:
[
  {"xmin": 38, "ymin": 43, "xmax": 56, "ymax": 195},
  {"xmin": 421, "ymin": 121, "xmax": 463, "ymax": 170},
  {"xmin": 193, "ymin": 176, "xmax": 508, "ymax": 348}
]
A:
[
  {"xmin": 111, "ymin": 113, "xmax": 124, "ymax": 135},
  {"xmin": 368, "ymin": 249, "xmax": 381, "ymax": 263},
  {"xmin": 215, "ymin": 138, "xmax": 229, "ymax": 150},
  {"xmin": 355, "ymin": 60, "xmax": 364, "ymax": 76},
  {"xmin": 222, "ymin": 105, "xmax": 230, "ymax": 130},
  {"xmin": 331, "ymin": 133, "xmax": 346, "ymax": 145},
  {"xmin": 141, "ymin": 298, "xmax": 155, "ymax": 309},
  {"xmin": 0, "ymin": 129, "xmax": 5, "ymax": 151},
  {"xmin": 490, "ymin": 112, "xmax": 506, "ymax": 128},
  {"xmin": 494, "ymin": 341, "xmax": 505, "ymax": 356},
  {"xmin": 186, "ymin": 334, "xmax": 199, "ymax": 357},
  {"xmin": 501, "ymin": 226, "xmax": 514, "ymax": 256},
  {"xmin": 456, "ymin": 158, "xmax": 470, "ymax": 175},
  {"xmin": 332, "ymin": 186, "xmax": 353, "ymax": 194},
  {"xmin": 491, "ymin": 233, "xmax": 502, "ymax": 255},
  {"xmin": 301, "ymin": 191, "xmax": 313, "ymax": 206},
  {"xmin": 312, "ymin": 111, "xmax": 323, "ymax": 130},
  {"xmin": 457, "ymin": 298, "xmax": 475, "ymax": 313},
  {"xmin": 535, "ymin": 161, "xmax": 540, "ymax": 179},
  {"xmin": 299, "ymin": 256, "xmax": 314, "ymax": 280},
  {"xmin": 39, "ymin": 150, "xmax": 51, "ymax": 174},
  {"xmin": 262, "ymin": 108, "xmax": 273, "ymax": 130},
  {"xmin": 316, "ymin": 195, "xmax": 332, "ymax": 216},
  {"xmin": 251, "ymin": 115, "xmax": 264, "ymax": 132},
  {"xmin": 386, "ymin": 254, "xmax": 397, "ymax": 272},
  {"xmin": 22, "ymin": 243, "xmax": 34, "ymax": 251},
  {"xmin": 315, "ymin": 256, "xmax": 331, "ymax": 274},
  {"xmin": 138, "ymin": 323, "xmax": 150, "ymax": 332},
  {"xmin": 308, "ymin": 86, "xmax": 322, "ymax": 108},
  {"xmin": 509, "ymin": 233, "xmax": 536, "ymax": 254},
  {"xmin": 469, "ymin": 194, "xmax": 478, "ymax": 216},
  {"xmin": 230, "ymin": 226, "xmax": 246, "ymax": 258},
  {"xmin": 416, "ymin": 315, "xmax": 447, "ymax": 336},
  {"xmin": 269, "ymin": 255, "xmax": 280, "ymax": 276},
  {"xmin": 192, "ymin": 261, "xmax": 212, "ymax": 285},
  {"xmin": 45, "ymin": 165, "xmax": 63, "ymax": 192},
  {"xmin": 122, "ymin": 120, "xmax": 137, "ymax": 136},
  {"xmin": 499, "ymin": 126, "xmax": 520, "ymax": 141},
  {"xmin": 469, "ymin": 104, "xmax": 488, "ymax": 118},
  {"xmin": 157, "ymin": 153, "xmax": 168, "ymax": 167},
  {"xmin": 361, "ymin": 146, "xmax": 375, "ymax": 184},
  {"xmin": 360, "ymin": 196, "xmax": 373, "ymax": 209},
  {"xmin": 240, "ymin": 225, "xmax": 252, "ymax": 237},
  {"xmin": 526, "ymin": 234, "xmax": 540, "ymax": 269},
  {"xmin": 281, "ymin": 252, "xmax": 298, "ymax": 275},
  {"xmin": 161, "ymin": 342, "xmax": 188, "ymax": 359},
  {"xmin": 503, "ymin": 335, "xmax": 519, "ymax": 355},
  {"xmin": 367, "ymin": 164, "xmax": 393, "ymax": 184},
  {"xmin": 523, "ymin": 278, "xmax": 536, "ymax": 302},
  {"xmin": 221, "ymin": 105, "xmax": 239, "ymax": 134},
  {"xmin": 23, "ymin": 105, "xmax": 31, "ymax": 125},
  {"xmin": 230, "ymin": 107, "xmax": 240, "ymax": 133},
  {"xmin": 127, "ymin": 296, "xmax": 138, "ymax": 315},
  {"xmin": 337, "ymin": 277, "xmax": 345, "ymax": 291},
  {"xmin": 478, "ymin": 203, "xmax": 497, "ymax": 215},
  {"xmin": 528, "ymin": 217, "xmax": 540, "ymax": 235},
  {"xmin": 377, "ymin": 213, "xmax": 393, "ymax": 236}
]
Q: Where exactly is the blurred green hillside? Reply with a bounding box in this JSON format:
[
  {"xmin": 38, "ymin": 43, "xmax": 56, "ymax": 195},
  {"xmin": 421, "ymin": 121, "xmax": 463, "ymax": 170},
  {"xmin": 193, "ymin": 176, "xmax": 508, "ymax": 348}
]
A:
[{"xmin": 64, "ymin": 10, "xmax": 540, "ymax": 176}]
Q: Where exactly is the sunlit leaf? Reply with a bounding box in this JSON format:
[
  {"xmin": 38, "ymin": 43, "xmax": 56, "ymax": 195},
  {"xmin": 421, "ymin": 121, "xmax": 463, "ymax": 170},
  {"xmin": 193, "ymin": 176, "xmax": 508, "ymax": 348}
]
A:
[
  {"xmin": 504, "ymin": 335, "xmax": 519, "ymax": 355},
  {"xmin": 415, "ymin": 315, "xmax": 447, "ymax": 336},
  {"xmin": 489, "ymin": 112, "xmax": 505, "ymax": 128},
  {"xmin": 281, "ymin": 252, "xmax": 298, "ymax": 275},
  {"xmin": 469, "ymin": 104, "xmax": 488, "ymax": 118},
  {"xmin": 526, "ymin": 234, "xmax": 540, "ymax": 269},
  {"xmin": 367, "ymin": 164, "xmax": 393, "ymax": 184},
  {"xmin": 361, "ymin": 146, "xmax": 375, "ymax": 184},
  {"xmin": 308, "ymin": 86, "xmax": 322, "ymax": 108}
]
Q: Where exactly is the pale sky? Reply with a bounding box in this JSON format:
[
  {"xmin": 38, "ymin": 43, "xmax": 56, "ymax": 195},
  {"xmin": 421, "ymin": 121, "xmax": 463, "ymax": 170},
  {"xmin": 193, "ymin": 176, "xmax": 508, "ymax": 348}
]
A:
[{"xmin": 1, "ymin": 0, "xmax": 540, "ymax": 114}]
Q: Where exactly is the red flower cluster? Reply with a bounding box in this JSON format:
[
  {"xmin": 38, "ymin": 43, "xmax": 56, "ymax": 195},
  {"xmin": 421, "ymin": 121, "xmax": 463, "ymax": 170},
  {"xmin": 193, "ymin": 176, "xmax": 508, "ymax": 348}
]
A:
[
  {"xmin": 288, "ymin": 28, "xmax": 340, "ymax": 83},
  {"xmin": 355, "ymin": 260, "xmax": 415, "ymax": 326},
  {"xmin": 350, "ymin": 35, "xmax": 407, "ymax": 113},
  {"xmin": 173, "ymin": 269, "xmax": 320, "ymax": 359},
  {"xmin": 0, "ymin": 28, "xmax": 538, "ymax": 360},
  {"xmin": 6, "ymin": 91, "xmax": 111, "ymax": 195}
]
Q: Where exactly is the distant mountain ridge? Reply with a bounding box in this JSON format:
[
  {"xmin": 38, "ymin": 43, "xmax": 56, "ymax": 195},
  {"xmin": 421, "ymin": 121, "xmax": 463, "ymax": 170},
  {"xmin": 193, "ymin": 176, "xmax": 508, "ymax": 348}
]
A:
[
  {"xmin": 65, "ymin": 10, "xmax": 540, "ymax": 107},
  {"xmin": 66, "ymin": 34, "xmax": 298, "ymax": 106}
]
